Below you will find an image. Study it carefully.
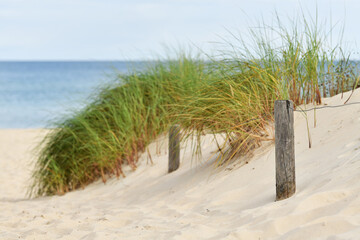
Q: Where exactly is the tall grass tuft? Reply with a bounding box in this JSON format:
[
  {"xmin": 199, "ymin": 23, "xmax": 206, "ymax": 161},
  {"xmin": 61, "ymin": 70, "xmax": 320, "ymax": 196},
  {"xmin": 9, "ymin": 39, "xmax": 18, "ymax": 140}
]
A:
[
  {"xmin": 30, "ymin": 55, "xmax": 211, "ymax": 196},
  {"xmin": 177, "ymin": 13, "xmax": 358, "ymax": 164},
  {"xmin": 30, "ymin": 13, "xmax": 359, "ymax": 197}
]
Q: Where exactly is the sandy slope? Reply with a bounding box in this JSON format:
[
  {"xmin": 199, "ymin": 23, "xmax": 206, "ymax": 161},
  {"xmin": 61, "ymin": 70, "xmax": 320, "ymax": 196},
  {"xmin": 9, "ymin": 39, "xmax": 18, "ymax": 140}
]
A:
[{"xmin": 2, "ymin": 90, "xmax": 360, "ymax": 239}]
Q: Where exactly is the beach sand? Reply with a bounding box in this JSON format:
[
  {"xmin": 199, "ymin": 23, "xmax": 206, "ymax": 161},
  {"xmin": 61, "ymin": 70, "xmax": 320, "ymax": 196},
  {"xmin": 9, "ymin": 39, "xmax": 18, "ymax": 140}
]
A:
[{"xmin": 2, "ymin": 90, "xmax": 360, "ymax": 239}]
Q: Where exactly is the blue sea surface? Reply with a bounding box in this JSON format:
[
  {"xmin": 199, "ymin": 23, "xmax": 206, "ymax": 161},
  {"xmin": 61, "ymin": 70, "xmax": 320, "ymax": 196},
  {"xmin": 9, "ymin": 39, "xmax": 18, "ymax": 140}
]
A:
[{"xmin": 0, "ymin": 61, "xmax": 144, "ymax": 128}]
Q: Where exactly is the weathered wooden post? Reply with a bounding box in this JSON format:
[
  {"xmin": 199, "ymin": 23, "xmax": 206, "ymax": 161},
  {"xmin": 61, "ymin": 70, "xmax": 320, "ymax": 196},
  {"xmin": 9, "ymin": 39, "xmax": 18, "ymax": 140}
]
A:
[
  {"xmin": 275, "ymin": 100, "xmax": 295, "ymax": 201},
  {"xmin": 168, "ymin": 124, "xmax": 180, "ymax": 173}
]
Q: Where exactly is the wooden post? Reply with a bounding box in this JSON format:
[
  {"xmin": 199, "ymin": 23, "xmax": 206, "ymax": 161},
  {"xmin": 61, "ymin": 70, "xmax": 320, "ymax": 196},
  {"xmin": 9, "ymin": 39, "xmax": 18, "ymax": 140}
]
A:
[
  {"xmin": 275, "ymin": 100, "xmax": 296, "ymax": 201},
  {"xmin": 168, "ymin": 124, "xmax": 180, "ymax": 173}
]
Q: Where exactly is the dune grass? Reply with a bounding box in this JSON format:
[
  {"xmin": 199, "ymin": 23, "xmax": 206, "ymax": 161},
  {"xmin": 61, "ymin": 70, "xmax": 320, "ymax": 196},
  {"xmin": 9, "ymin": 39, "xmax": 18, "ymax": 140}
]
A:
[
  {"xmin": 30, "ymin": 56, "xmax": 212, "ymax": 196},
  {"xmin": 30, "ymin": 14, "xmax": 359, "ymax": 197}
]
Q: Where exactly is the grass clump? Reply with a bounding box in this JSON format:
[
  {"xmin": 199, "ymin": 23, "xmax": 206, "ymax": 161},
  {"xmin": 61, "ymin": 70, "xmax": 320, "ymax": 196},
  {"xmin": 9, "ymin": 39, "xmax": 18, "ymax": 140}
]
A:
[
  {"xmin": 177, "ymin": 13, "xmax": 358, "ymax": 164},
  {"xmin": 30, "ymin": 55, "xmax": 211, "ymax": 196},
  {"xmin": 30, "ymin": 13, "xmax": 359, "ymax": 197}
]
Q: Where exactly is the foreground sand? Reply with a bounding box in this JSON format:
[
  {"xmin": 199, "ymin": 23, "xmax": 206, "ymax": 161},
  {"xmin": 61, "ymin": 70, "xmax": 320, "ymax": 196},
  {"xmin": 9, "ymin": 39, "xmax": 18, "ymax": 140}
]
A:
[{"xmin": 2, "ymin": 90, "xmax": 360, "ymax": 239}]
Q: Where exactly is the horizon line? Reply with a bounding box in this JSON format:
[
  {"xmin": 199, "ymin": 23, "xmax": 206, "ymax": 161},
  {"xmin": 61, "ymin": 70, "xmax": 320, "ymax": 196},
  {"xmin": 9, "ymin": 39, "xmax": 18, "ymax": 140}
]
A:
[
  {"xmin": 0, "ymin": 59, "xmax": 153, "ymax": 62},
  {"xmin": 1, "ymin": 58, "xmax": 360, "ymax": 62}
]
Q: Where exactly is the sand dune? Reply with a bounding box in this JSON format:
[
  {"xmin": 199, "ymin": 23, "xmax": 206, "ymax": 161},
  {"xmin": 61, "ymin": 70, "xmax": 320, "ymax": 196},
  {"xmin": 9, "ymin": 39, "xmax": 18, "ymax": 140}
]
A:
[{"xmin": 2, "ymin": 90, "xmax": 360, "ymax": 239}]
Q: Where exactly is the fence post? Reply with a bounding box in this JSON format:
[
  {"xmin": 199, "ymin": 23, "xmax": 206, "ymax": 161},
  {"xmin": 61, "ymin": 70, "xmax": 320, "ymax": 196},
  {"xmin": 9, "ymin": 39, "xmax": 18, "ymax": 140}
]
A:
[
  {"xmin": 275, "ymin": 100, "xmax": 296, "ymax": 201},
  {"xmin": 168, "ymin": 124, "xmax": 180, "ymax": 173}
]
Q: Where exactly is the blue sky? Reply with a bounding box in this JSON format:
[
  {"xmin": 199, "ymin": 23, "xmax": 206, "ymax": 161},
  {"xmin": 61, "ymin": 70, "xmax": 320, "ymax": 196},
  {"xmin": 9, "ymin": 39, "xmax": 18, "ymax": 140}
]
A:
[{"xmin": 1, "ymin": 0, "xmax": 359, "ymax": 60}]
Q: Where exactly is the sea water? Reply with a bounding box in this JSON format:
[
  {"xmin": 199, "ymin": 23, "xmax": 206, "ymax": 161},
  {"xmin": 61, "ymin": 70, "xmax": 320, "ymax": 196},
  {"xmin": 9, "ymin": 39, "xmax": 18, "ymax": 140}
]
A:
[{"xmin": 0, "ymin": 61, "xmax": 145, "ymax": 128}]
